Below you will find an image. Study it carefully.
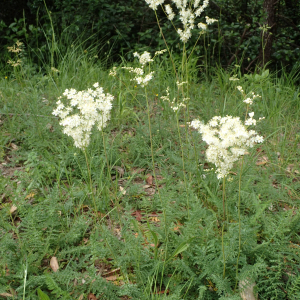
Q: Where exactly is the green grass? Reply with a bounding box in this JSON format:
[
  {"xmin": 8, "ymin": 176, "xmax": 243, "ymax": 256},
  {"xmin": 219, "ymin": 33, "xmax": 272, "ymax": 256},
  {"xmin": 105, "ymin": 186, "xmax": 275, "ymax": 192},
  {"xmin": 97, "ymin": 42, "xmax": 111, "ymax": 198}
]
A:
[{"xmin": 0, "ymin": 41, "xmax": 300, "ymax": 300}]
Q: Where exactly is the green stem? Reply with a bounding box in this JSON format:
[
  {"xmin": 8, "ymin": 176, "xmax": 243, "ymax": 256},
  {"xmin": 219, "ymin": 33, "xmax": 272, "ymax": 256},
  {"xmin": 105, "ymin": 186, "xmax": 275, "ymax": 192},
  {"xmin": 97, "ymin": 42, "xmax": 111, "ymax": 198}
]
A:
[
  {"xmin": 222, "ymin": 177, "xmax": 226, "ymax": 278},
  {"xmin": 222, "ymin": 177, "xmax": 226, "ymax": 222},
  {"xmin": 176, "ymin": 113, "xmax": 189, "ymax": 219},
  {"xmin": 235, "ymin": 157, "xmax": 244, "ymax": 290},
  {"xmin": 101, "ymin": 131, "xmax": 122, "ymax": 227},
  {"xmin": 222, "ymin": 223, "xmax": 226, "ymax": 278},
  {"xmin": 83, "ymin": 149, "xmax": 97, "ymax": 221},
  {"xmin": 154, "ymin": 11, "xmax": 179, "ymax": 82},
  {"xmin": 145, "ymin": 88, "xmax": 168, "ymax": 243},
  {"xmin": 23, "ymin": 264, "xmax": 27, "ymax": 300}
]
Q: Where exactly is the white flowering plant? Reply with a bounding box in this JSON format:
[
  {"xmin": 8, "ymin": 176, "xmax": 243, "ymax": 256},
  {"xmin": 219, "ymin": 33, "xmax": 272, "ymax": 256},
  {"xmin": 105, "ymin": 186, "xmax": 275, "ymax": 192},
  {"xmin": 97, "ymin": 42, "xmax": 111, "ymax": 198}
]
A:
[
  {"xmin": 145, "ymin": 0, "xmax": 217, "ymax": 43},
  {"xmin": 190, "ymin": 86, "xmax": 265, "ymax": 282},
  {"xmin": 191, "ymin": 86, "xmax": 264, "ymax": 179},
  {"xmin": 119, "ymin": 50, "xmax": 167, "ymax": 87},
  {"xmin": 191, "ymin": 115, "xmax": 264, "ymax": 179},
  {"xmin": 160, "ymin": 85, "xmax": 188, "ymax": 113},
  {"xmin": 52, "ymin": 83, "xmax": 113, "ymax": 149}
]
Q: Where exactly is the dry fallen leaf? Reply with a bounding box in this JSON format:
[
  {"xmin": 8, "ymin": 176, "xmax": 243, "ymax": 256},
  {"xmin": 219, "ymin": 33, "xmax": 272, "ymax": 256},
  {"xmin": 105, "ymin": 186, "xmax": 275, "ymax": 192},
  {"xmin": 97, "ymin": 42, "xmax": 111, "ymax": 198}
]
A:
[
  {"xmin": 119, "ymin": 186, "xmax": 126, "ymax": 195},
  {"xmin": 9, "ymin": 205, "xmax": 17, "ymax": 214},
  {"xmin": 105, "ymin": 275, "xmax": 118, "ymax": 281},
  {"xmin": 0, "ymin": 293, "xmax": 14, "ymax": 298},
  {"xmin": 87, "ymin": 293, "xmax": 97, "ymax": 300},
  {"xmin": 103, "ymin": 268, "xmax": 120, "ymax": 277},
  {"xmin": 10, "ymin": 143, "xmax": 18, "ymax": 150},
  {"xmin": 131, "ymin": 168, "xmax": 145, "ymax": 175},
  {"xmin": 112, "ymin": 166, "xmax": 125, "ymax": 177},
  {"xmin": 173, "ymin": 221, "xmax": 183, "ymax": 232},
  {"xmin": 25, "ymin": 192, "xmax": 36, "ymax": 200},
  {"xmin": 148, "ymin": 216, "xmax": 160, "ymax": 223},
  {"xmin": 256, "ymin": 161, "xmax": 267, "ymax": 166},
  {"xmin": 146, "ymin": 174, "xmax": 153, "ymax": 185},
  {"xmin": 239, "ymin": 279, "xmax": 257, "ymax": 300},
  {"xmin": 131, "ymin": 210, "xmax": 143, "ymax": 222},
  {"xmin": 256, "ymin": 156, "xmax": 268, "ymax": 166},
  {"xmin": 50, "ymin": 256, "xmax": 59, "ymax": 272}
]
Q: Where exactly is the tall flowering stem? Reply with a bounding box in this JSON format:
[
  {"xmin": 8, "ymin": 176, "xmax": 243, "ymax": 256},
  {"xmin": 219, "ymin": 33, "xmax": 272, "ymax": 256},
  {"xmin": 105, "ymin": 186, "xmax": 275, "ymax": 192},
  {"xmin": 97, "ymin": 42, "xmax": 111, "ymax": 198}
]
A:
[
  {"xmin": 122, "ymin": 51, "xmax": 169, "ymax": 245},
  {"xmin": 190, "ymin": 115, "xmax": 264, "ymax": 180},
  {"xmin": 176, "ymin": 111, "xmax": 190, "ymax": 218},
  {"xmin": 7, "ymin": 40, "xmax": 26, "ymax": 84},
  {"xmin": 235, "ymin": 156, "xmax": 244, "ymax": 289},
  {"xmin": 83, "ymin": 149, "xmax": 97, "ymax": 218},
  {"xmin": 161, "ymin": 85, "xmax": 191, "ymax": 217},
  {"xmin": 191, "ymin": 85, "xmax": 264, "ymax": 281},
  {"xmin": 234, "ymin": 85, "xmax": 264, "ymax": 288},
  {"xmin": 53, "ymin": 83, "xmax": 113, "ymax": 216},
  {"xmin": 145, "ymin": 0, "xmax": 218, "ymax": 217}
]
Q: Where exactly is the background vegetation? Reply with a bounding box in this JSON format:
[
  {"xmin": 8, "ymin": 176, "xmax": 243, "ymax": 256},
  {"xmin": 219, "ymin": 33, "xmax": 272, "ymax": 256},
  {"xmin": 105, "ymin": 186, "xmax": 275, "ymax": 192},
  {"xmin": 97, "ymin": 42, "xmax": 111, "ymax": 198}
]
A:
[{"xmin": 1, "ymin": 0, "xmax": 300, "ymax": 72}]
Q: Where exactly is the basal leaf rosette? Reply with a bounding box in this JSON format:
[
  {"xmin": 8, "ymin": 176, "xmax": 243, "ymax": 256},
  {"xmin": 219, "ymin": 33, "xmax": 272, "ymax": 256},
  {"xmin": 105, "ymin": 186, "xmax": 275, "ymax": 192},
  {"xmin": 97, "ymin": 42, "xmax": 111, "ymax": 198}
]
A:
[{"xmin": 53, "ymin": 83, "xmax": 113, "ymax": 149}]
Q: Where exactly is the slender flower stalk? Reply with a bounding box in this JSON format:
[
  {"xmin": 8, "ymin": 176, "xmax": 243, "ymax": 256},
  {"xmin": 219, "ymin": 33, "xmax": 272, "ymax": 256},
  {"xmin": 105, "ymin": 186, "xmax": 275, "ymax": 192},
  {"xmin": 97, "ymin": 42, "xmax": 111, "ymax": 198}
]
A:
[
  {"xmin": 122, "ymin": 50, "xmax": 169, "ymax": 256},
  {"xmin": 235, "ymin": 156, "xmax": 244, "ymax": 289},
  {"xmin": 144, "ymin": 1, "xmax": 219, "ymax": 216},
  {"xmin": 160, "ymin": 87, "xmax": 191, "ymax": 217},
  {"xmin": 101, "ymin": 130, "xmax": 122, "ymax": 226},
  {"xmin": 83, "ymin": 149, "xmax": 97, "ymax": 219}
]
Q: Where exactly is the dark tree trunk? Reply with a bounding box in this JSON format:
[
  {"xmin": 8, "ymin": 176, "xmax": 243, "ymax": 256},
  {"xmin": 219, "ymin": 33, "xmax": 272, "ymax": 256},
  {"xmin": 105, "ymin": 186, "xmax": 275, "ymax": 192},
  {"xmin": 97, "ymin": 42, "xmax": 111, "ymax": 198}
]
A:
[{"xmin": 258, "ymin": 0, "xmax": 276, "ymax": 69}]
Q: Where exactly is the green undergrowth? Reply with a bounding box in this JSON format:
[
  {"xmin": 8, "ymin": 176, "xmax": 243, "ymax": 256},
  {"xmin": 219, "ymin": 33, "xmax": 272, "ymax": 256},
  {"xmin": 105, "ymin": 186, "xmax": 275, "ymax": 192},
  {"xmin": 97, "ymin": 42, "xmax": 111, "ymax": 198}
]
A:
[{"xmin": 0, "ymin": 49, "xmax": 300, "ymax": 300}]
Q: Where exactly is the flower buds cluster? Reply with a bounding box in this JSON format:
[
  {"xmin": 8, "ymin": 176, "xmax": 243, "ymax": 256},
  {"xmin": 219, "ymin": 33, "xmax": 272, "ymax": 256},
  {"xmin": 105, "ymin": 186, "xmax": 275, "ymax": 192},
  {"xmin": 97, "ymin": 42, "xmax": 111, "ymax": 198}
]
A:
[
  {"xmin": 237, "ymin": 86, "xmax": 261, "ymax": 105},
  {"xmin": 161, "ymin": 87, "xmax": 188, "ymax": 112},
  {"xmin": 121, "ymin": 50, "xmax": 166, "ymax": 87}
]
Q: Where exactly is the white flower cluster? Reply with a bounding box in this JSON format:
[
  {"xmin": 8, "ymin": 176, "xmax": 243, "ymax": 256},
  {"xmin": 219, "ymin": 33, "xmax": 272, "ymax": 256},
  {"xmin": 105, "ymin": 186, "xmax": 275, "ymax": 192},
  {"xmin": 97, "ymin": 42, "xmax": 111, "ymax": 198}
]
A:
[
  {"xmin": 229, "ymin": 75, "xmax": 239, "ymax": 81},
  {"xmin": 52, "ymin": 83, "xmax": 113, "ymax": 149},
  {"xmin": 133, "ymin": 51, "xmax": 153, "ymax": 66},
  {"xmin": 197, "ymin": 22, "xmax": 207, "ymax": 31},
  {"xmin": 145, "ymin": 0, "xmax": 164, "ymax": 10},
  {"xmin": 155, "ymin": 49, "xmax": 167, "ymax": 55},
  {"xmin": 122, "ymin": 65, "xmax": 154, "ymax": 87},
  {"xmin": 245, "ymin": 112, "xmax": 256, "ymax": 126},
  {"xmin": 109, "ymin": 66, "xmax": 117, "ymax": 77},
  {"xmin": 145, "ymin": 0, "xmax": 217, "ymax": 43},
  {"xmin": 205, "ymin": 16, "xmax": 218, "ymax": 24},
  {"xmin": 237, "ymin": 85, "xmax": 261, "ymax": 105},
  {"xmin": 165, "ymin": 4, "xmax": 175, "ymax": 20},
  {"xmin": 123, "ymin": 50, "xmax": 166, "ymax": 87},
  {"xmin": 161, "ymin": 87, "xmax": 187, "ymax": 112},
  {"xmin": 191, "ymin": 115, "xmax": 264, "ymax": 179}
]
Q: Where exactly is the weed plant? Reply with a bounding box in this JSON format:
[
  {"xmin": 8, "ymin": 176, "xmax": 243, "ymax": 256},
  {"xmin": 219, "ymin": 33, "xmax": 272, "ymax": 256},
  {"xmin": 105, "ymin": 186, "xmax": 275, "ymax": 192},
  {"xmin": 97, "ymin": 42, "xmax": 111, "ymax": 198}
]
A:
[{"xmin": 1, "ymin": 1, "xmax": 300, "ymax": 300}]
